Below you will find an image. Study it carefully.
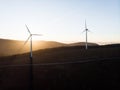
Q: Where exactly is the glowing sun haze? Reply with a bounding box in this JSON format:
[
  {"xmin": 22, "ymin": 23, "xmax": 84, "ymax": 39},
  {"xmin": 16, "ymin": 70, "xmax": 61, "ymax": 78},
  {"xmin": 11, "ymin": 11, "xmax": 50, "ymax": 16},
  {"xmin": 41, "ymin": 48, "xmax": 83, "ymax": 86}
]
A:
[{"xmin": 0, "ymin": 0, "xmax": 120, "ymax": 44}]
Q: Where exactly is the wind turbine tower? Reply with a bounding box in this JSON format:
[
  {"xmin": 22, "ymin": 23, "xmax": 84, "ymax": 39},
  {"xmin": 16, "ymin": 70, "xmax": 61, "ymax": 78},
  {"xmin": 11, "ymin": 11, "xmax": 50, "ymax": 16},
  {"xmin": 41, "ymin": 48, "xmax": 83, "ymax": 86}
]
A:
[{"xmin": 82, "ymin": 20, "xmax": 90, "ymax": 50}]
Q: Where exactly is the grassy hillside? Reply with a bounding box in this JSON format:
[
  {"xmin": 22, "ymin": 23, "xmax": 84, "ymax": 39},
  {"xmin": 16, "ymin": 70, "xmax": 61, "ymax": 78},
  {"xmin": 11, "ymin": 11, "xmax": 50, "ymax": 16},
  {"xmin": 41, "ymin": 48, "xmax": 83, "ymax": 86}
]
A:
[
  {"xmin": 0, "ymin": 39, "xmax": 66, "ymax": 56},
  {"xmin": 0, "ymin": 38, "xmax": 100, "ymax": 57},
  {"xmin": 0, "ymin": 44, "xmax": 120, "ymax": 90},
  {"xmin": 1, "ymin": 45, "xmax": 119, "ymax": 64},
  {"xmin": 0, "ymin": 45, "xmax": 119, "ymax": 66}
]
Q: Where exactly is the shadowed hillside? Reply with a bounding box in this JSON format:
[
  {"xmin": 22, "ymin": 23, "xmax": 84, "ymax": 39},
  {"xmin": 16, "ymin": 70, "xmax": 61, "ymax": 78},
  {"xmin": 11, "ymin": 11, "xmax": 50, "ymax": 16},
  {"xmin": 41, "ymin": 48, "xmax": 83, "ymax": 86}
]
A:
[
  {"xmin": 0, "ymin": 44, "xmax": 120, "ymax": 65},
  {"xmin": 0, "ymin": 45, "xmax": 120, "ymax": 90}
]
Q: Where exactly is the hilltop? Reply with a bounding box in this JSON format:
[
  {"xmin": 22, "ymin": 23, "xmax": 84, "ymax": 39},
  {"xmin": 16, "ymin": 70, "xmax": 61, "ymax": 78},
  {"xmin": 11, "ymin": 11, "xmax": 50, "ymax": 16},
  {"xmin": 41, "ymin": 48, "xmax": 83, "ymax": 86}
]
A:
[
  {"xmin": 68, "ymin": 42, "xmax": 98, "ymax": 46},
  {"xmin": 0, "ymin": 38, "xmax": 99, "ymax": 56},
  {"xmin": 0, "ymin": 38, "xmax": 66, "ymax": 56}
]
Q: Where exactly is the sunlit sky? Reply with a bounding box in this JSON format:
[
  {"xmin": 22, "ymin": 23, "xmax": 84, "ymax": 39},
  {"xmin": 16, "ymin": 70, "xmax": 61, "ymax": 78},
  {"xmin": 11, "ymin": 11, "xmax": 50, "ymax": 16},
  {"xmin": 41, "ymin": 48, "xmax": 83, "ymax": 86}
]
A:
[{"xmin": 0, "ymin": 0, "xmax": 120, "ymax": 44}]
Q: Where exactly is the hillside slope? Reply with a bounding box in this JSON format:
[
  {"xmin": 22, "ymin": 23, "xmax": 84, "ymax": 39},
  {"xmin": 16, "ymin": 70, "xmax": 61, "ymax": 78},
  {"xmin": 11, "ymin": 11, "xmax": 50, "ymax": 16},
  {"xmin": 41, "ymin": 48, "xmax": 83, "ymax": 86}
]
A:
[
  {"xmin": 0, "ymin": 45, "xmax": 120, "ymax": 65},
  {"xmin": 0, "ymin": 45, "xmax": 120, "ymax": 90},
  {"xmin": 0, "ymin": 38, "xmax": 100, "ymax": 56},
  {"xmin": 0, "ymin": 39, "xmax": 66, "ymax": 56}
]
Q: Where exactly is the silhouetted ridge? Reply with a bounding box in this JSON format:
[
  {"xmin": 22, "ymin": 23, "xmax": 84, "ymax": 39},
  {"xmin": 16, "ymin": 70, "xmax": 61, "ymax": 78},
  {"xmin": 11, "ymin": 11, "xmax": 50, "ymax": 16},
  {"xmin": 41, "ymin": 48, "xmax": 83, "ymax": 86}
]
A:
[{"xmin": 69, "ymin": 42, "xmax": 99, "ymax": 46}]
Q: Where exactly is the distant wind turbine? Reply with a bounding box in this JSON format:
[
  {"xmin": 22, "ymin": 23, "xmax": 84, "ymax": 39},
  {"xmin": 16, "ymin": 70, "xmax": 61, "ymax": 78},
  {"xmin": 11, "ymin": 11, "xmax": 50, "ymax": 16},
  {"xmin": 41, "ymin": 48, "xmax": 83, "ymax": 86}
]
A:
[
  {"xmin": 82, "ymin": 20, "xmax": 90, "ymax": 50},
  {"xmin": 24, "ymin": 25, "xmax": 42, "ymax": 59}
]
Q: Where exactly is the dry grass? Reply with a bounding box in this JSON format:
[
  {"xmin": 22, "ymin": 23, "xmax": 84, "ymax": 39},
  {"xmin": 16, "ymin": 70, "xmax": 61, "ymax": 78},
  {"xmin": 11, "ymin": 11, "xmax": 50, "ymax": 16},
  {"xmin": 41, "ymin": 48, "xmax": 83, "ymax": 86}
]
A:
[{"xmin": 0, "ymin": 45, "xmax": 120, "ymax": 90}]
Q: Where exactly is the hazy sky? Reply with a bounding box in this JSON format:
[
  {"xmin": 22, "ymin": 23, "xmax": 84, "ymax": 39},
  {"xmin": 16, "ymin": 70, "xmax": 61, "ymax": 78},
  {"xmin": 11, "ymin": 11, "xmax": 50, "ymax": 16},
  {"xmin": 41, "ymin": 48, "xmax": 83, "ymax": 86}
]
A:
[{"xmin": 0, "ymin": 0, "xmax": 120, "ymax": 44}]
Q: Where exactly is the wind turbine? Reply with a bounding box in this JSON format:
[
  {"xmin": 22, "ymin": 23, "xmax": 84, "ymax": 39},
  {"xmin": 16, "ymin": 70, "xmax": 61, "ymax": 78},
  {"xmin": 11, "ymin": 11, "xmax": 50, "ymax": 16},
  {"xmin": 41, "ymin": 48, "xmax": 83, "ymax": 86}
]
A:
[
  {"xmin": 82, "ymin": 20, "xmax": 90, "ymax": 50},
  {"xmin": 24, "ymin": 25, "xmax": 42, "ymax": 90},
  {"xmin": 24, "ymin": 24, "xmax": 42, "ymax": 59}
]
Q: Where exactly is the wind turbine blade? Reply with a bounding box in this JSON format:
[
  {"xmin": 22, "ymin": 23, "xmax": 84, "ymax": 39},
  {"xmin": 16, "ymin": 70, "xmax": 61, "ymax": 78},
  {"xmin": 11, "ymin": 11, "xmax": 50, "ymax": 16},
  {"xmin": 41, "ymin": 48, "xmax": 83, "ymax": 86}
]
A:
[
  {"xmin": 25, "ymin": 24, "xmax": 31, "ymax": 34},
  {"xmin": 24, "ymin": 35, "xmax": 31, "ymax": 45},
  {"xmin": 82, "ymin": 30, "xmax": 86, "ymax": 33},
  {"xmin": 87, "ymin": 30, "xmax": 90, "ymax": 32},
  {"xmin": 87, "ymin": 29, "xmax": 92, "ymax": 33},
  {"xmin": 32, "ymin": 34, "xmax": 42, "ymax": 36},
  {"xmin": 85, "ymin": 19, "xmax": 87, "ymax": 29}
]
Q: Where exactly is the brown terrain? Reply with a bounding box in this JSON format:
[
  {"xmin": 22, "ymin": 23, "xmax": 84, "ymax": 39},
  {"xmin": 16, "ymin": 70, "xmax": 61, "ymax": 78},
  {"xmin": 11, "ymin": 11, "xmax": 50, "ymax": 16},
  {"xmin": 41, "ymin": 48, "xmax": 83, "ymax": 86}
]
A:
[{"xmin": 0, "ymin": 38, "xmax": 120, "ymax": 90}]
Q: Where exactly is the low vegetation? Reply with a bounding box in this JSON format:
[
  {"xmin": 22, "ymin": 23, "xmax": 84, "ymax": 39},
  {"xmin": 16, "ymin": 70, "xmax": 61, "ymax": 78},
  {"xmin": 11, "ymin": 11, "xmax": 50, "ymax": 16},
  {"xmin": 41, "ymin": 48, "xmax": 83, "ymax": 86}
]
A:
[{"xmin": 0, "ymin": 44, "xmax": 120, "ymax": 90}]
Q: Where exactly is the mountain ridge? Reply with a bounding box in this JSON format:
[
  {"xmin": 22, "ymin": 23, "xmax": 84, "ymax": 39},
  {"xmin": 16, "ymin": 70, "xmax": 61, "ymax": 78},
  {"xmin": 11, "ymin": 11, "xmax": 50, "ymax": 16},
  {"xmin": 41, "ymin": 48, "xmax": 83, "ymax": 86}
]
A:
[{"xmin": 0, "ymin": 38, "xmax": 99, "ymax": 56}]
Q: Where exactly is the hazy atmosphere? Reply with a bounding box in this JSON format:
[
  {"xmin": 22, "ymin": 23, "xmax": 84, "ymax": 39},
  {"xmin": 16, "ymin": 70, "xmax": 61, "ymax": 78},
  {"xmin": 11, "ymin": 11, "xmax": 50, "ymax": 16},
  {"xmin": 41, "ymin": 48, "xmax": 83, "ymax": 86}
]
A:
[
  {"xmin": 0, "ymin": 1, "xmax": 120, "ymax": 90},
  {"xmin": 0, "ymin": 0, "xmax": 119, "ymax": 44}
]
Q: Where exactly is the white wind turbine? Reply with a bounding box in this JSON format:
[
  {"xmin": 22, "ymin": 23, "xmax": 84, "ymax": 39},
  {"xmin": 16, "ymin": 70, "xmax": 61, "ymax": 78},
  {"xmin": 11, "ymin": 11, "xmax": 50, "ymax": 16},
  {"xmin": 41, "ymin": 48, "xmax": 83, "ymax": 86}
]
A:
[
  {"xmin": 24, "ymin": 25, "xmax": 42, "ymax": 90},
  {"xmin": 82, "ymin": 20, "xmax": 90, "ymax": 50},
  {"xmin": 24, "ymin": 25, "xmax": 42, "ymax": 59}
]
